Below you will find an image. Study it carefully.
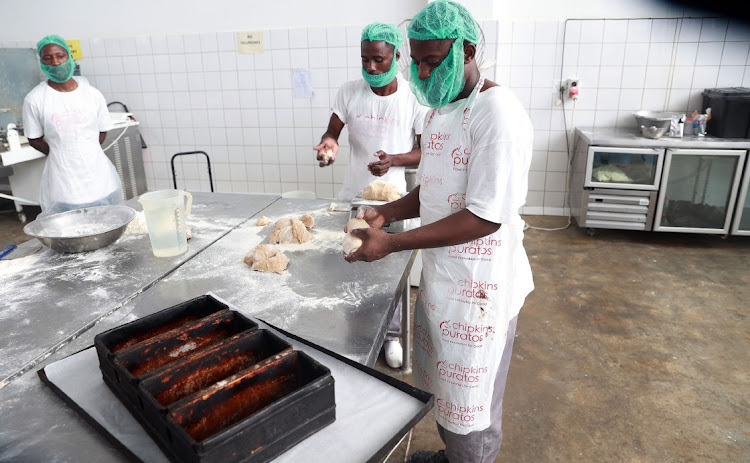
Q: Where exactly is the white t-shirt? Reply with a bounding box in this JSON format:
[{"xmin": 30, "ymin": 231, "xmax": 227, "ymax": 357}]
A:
[
  {"xmin": 22, "ymin": 77, "xmax": 121, "ymax": 214},
  {"xmin": 332, "ymin": 74, "xmax": 428, "ymax": 201}
]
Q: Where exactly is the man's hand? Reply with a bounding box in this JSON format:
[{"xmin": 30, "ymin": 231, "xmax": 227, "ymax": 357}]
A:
[
  {"xmin": 344, "ymin": 227, "xmax": 394, "ymax": 263},
  {"xmin": 367, "ymin": 150, "xmax": 393, "ymax": 177},
  {"xmin": 356, "ymin": 206, "xmax": 387, "ymax": 230},
  {"xmin": 313, "ymin": 139, "xmax": 338, "ymax": 167}
]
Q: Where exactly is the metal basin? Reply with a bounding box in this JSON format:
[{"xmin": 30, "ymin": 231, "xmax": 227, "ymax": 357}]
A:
[
  {"xmin": 23, "ymin": 205, "xmax": 137, "ymax": 253},
  {"xmin": 633, "ymin": 110, "xmax": 680, "ymax": 130}
]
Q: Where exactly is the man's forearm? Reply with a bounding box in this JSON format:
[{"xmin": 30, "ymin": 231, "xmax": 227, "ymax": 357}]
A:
[
  {"xmin": 28, "ymin": 138, "xmax": 49, "ymax": 155},
  {"xmin": 375, "ymin": 186, "xmax": 421, "ymax": 223},
  {"xmin": 387, "ymin": 208, "xmax": 500, "ymax": 253},
  {"xmin": 391, "ymin": 147, "xmax": 421, "ymax": 167}
]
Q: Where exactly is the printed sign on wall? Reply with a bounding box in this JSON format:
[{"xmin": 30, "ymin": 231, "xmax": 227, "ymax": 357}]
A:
[
  {"xmin": 237, "ymin": 32, "xmax": 265, "ymax": 54},
  {"xmin": 66, "ymin": 40, "xmax": 82, "ymax": 60}
]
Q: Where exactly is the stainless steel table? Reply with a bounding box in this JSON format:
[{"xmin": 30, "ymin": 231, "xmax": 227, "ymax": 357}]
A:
[
  {"xmin": 0, "ymin": 194, "xmax": 416, "ymax": 462},
  {"xmin": 0, "ymin": 192, "xmax": 278, "ymax": 388}
]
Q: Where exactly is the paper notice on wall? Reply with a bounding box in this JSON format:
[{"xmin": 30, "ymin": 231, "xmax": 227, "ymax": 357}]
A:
[
  {"xmin": 293, "ymin": 68, "xmax": 313, "ymax": 99},
  {"xmin": 66, "ymin": 40, "xmax": 82, "ymax": 60},
  {"xmin": 237, "ymin": 32, "xmax": 265, "ymax": 54}
]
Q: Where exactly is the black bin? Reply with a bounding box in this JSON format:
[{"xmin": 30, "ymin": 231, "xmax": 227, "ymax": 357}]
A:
[{"xmin": 702, "ymin": 87, "xmax": 750, "ymax": 138}]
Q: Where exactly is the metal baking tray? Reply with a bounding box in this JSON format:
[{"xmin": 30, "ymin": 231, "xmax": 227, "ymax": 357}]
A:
[{"xmin": 92, "ymin": 294, "xmax": 335, "ymax": 462}]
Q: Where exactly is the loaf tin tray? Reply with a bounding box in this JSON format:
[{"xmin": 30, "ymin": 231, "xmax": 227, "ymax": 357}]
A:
[
  {"xmin": 91, "ymin": 294, "xmax": 335, "ymax": 462},
  {"xmin": 39, "ymin": 293, "xmax": 434, "ymax": 463}
]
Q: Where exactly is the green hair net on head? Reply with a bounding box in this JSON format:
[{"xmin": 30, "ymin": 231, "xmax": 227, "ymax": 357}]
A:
[
  {"xmin": 407, "ymin": 0, "xmax": 480, "ymax": 44},
  {"xmin": 36, "ymin": 35, "xmax": 71, "ymax": 57},
  {"xmin": 361, "ymin": 23, "xmax": 403, "ymax": 50}
]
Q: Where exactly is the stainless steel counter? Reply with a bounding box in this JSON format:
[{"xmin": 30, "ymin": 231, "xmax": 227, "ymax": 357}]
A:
[
  {"xmin": 0, "ymin": 193, "xmax": 416, "ymax": 462},
  {"xmin": 576, "ymin": 127, "xmax": 750, "ymax": 149},
  {"xmin": 0, "ymin": 192, "xmax": 277, "ymax": 387}
]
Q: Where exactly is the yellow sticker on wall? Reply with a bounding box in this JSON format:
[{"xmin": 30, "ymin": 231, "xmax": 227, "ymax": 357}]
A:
[
  {"xmin": 237, "ymin": 32, "xmax": 264, "ymax": 54},
  {"xmin": 66, "ymin": 40, "xmax": 82, "ymax": 60}
]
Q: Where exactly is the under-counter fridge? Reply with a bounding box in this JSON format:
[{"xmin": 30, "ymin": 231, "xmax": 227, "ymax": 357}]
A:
[{"xmin": 653, "ymin": 149, "xmax": 746, "ymax": 234}]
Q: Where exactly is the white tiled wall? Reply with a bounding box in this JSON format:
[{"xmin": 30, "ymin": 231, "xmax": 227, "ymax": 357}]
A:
[
  {"xmin": 495, "ymin": 17, "xmax": 750, "ymax": 216},
  {"xmin": 4, "ymin": 16, "xmax": 748, "ymax": 216}
]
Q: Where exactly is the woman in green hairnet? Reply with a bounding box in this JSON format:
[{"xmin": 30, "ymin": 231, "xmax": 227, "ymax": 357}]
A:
[
  {"xmin": 345, "ymin": 2, "xmax": 534, "ymax": 462},
  {"xmin": 22, "ymin": 34, "xmax": 123, "ymax": 217}
]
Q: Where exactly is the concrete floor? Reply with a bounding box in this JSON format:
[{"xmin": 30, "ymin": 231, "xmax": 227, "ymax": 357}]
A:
[{"xmin": 2, "ymin": 201, "xmax": 748, "ymax": 462}]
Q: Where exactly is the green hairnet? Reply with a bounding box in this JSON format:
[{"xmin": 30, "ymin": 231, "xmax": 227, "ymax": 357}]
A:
[
  {"xmin": 36, "ymin": 35, "xmax": 71, "ymax": 57},
  {"xmin": 407, "ymin": 0, "xmax": 480, "ymax": 44},
  {"xmin": 361, "ymin": 23, "xmax": 403, "ymax": 51}
]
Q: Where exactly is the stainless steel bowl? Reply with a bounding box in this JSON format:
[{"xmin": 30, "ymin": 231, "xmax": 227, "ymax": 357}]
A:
[
  {"xmin": 633, "ymin": 110, "xmax": 679, "ymax": 130},
  {"xmin": 23, "ymin": 205, "xmax": 137, "ymax": 253},
  {"xmin": 640, "ymin": 125, "xmax": 669, "ymax": 139}
]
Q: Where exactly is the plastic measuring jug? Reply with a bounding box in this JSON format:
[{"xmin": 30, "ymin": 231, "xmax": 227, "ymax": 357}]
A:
[{"xmin": 138, "ymin": 190, "xmax": 193, "ymax": 257}]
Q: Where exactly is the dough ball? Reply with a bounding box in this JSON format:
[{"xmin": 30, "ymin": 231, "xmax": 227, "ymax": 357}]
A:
[
  {"xmin": 244, "ymin": 245, "xmax": 289, "ymax": 274},
  {"xmin": 362, "ymin": 180, "xmax": 400, "ymax": 201},
  {"xmin": 269, "ymin": 217, "xmax": 314, "ymax": 244},
  {"xmin": 256, "ymin": 216, "xmax": 270, "ymax": 226},
  {"xmin": 342, "ymin": 218, "xmax": 370, "ymax": 256},
  {"xmin": 343, "ymin": 233, "xmax": 363, "ymax": 256},
  {"xmin": 321, "ymin": 149, "xmax": 334, "ymax": 163},
  {"xmin": 299, "ymin": 213, "xmax": 314, "ymax": 228},
  {"xmin": 345, "ymin": 218, "xmax": 369, "ymax": 233}
]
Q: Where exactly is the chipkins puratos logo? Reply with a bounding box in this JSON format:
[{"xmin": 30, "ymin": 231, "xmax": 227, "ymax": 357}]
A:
[
  {"xmin": 448, "ymin": 236, "xmax": 500, "ymax": 259},
  {"xmin": 437, "ymin": 397, "xmax": 484, "ymax": 424},
  {"xmin": 451, "ymin": 145, "xmax": 470, "ymax": 170},
  {"xmin": 449, "ymin": 279, "xmax": 497, "ymax": 300},
  {"xmin": 447, "ymin": 193, "xmax": 466, "ymax": 211},
  {"xmin": 439, "ymin": 320, "xmax": 495, "ymax": 345},
  {"xmin": 424, "ymin": 130, "xmax": 451, "ymax": 151},
  {"xmin": 415, "ymin": 324, "xmax": 435, "ymax": 357},
  {"xmin": 415, "ymin": 362, "xmax": 433, "ymax": 387},
  {"xmin": 437, "ymin": 360, "xmax": 488, "ymax": 385}
]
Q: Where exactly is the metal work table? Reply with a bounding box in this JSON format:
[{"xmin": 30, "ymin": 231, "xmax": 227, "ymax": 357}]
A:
[
  {"xmin": 0, "ymin": 194, "xmax": 416, "ymax": 462},
  {"xmin": 0, "ymin": 192, "xmax": 277, "ymax": 387}
]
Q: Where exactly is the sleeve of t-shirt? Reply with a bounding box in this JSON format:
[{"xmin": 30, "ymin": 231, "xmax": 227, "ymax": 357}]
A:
[
  {"xmin": 92, "ymin": 87, "xmax": 114, "ymax": 132},
  {"xmin": 412, "ymin": 102, "xmax": 429, "ymax": 136},
  {"xmin": 331, "ymin": 81, "xmax": 352, "ymax": 125},
  {"xmin": 22, "ymin": 91, "xmax": 44, "ymax": 140},
  {"xmin": 465, "ymin": 91, "xmax": 533, "ymax": 225}
]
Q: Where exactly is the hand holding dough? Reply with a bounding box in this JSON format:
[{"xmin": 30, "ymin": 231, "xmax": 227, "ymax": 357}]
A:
[
  {"xmin": 343, "ymin": 218, "xmax": 370, "ymax": 256},
  {"xmin": 362, "ymin": 180, "xmax": 400, "ymax": 201},
  {"xmin": 244, "ymin": 245, "xmax": 289, "ymax": 274}
]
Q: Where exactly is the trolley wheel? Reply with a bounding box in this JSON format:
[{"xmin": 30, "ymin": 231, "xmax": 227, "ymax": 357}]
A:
[
  {"xmin": 585, "ymin": 227, "xmax": 598, "ymax": 237},
  {"xmin": 18, "ymin": 212, "xmax": 27, "ymax": 224}
]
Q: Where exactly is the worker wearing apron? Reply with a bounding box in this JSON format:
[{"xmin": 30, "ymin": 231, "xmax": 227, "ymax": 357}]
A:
[
  {"xmin": 22, "ymin": 35, "xmax": 123, "ymax": 217},
  {"xmin": 345, "ymin": 2, "xmax": 534, "ymax": 462},
  {"xmin": 315, "ymin": 23, "xmax": 429, "ymax": 369}
]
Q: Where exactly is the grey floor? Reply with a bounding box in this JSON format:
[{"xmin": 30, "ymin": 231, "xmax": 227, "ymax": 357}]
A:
[{"xmin": 2, "ymin": 201, "xmax": 748, "ymax": 463}]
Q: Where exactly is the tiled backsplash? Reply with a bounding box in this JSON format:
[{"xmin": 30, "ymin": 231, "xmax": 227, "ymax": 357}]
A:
[{"xmin": 3, "ymin": 17, "xmax": 748, "ymax": 216}]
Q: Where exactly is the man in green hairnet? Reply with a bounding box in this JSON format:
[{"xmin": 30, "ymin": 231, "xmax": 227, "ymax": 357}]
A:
[
  {"xmin": 23, "ymin": 35, "xmax": 123, "ymax": 217},
  {"xmin": 345, "ymin": 2, "xmax": 534, "ymax": 462},
  {"xmin": 315, "ymin": 22, "xmax": 429, "ymax": 369}
]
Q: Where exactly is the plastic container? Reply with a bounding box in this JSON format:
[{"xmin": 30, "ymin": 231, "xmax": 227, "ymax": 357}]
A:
[
  {"xmin": 138, "ymin": 189, "xmax": 192, "ymax": 257},
  {"xmin": 702, "ymin": 87, "xmax": 750, "ymax": 138}
]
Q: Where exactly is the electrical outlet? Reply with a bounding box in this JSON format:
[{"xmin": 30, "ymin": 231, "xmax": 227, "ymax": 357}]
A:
[{"xmin": 563, "ymin": 77, "xmax": 579, "ymax": 100}]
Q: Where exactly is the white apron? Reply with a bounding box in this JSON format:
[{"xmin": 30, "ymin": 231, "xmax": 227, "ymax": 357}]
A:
[
  {"xmin": 413, "ymin": 77, "xmax": 533, "ymax": 434},
  {"xmin": 38, "ymin": 80, "xmax": 122, "ymax": 216}
]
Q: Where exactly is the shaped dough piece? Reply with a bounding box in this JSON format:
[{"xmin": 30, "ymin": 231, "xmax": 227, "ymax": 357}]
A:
[
  {"xmin": 256, "ymin": 216, "xmax": 270, "ymax": 226},
  {"xmin": 269, "ymin": 217, "xmax": 314, "ymax": 244},
  {"xmin": 362, "ymin": 180, "xmax": 400, "ymax": 201},
  {"xmin": 321, "ymin": 149, "xmax": 334, "ymax": 163},
  {"xmin": 244, "ymin": 245, "xmax": 289, "ymax": 274},
  {"xmin": 299, "ymin": 213, "xmax": 314, "ymax": 228},
  {"xmin": 343, "ymin": 218, "xmax": 370, "ymax": 256}
]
